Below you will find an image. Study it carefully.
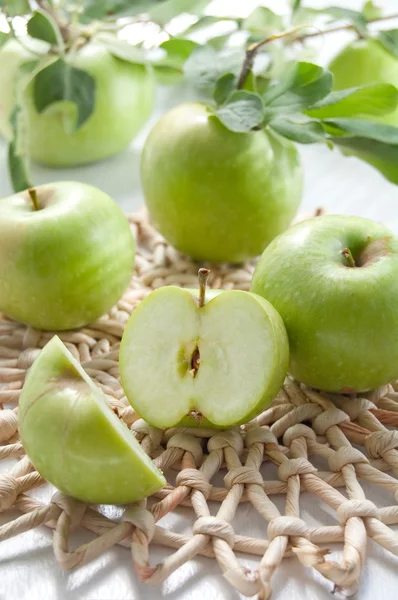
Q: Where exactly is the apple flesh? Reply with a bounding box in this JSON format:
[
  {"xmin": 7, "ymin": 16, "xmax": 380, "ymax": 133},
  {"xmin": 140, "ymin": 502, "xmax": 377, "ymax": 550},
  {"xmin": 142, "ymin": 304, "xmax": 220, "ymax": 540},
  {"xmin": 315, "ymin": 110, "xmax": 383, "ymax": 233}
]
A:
[
  {"xmin": 0, "ymin": 181, "xmax": 135, "ymax": 330},
  {"xmin": 119, "ymin": 275, "xmax": 289, "ymax": 428},
  {"xmin": 140, "ymin": 102, "xmax": 303, "ymax": 263},
  {"xmin": 19, "ymin": 336, "xmax": 166, "ymax": 504},
  {"xmin": 0, "ymin": 40, "xmax": 154, "ymax": 166},
  {"xmin": 329, "ymin": 39, "xmax": 398, "ymax": 184},
  {"xmin": 251, "ymin": 214, "xmax": 398, "ymax": 393}
]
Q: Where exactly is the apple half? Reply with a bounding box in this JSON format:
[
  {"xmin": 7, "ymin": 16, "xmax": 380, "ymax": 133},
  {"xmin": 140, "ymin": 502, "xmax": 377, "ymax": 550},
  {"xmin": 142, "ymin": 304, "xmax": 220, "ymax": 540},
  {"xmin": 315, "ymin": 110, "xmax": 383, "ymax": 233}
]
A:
[
  {"xmin": 19, "ymin": 336, "xmax": 166, "ymax": 504},
  {"xmin": 120, "ymin": 272, "xmax": 289, "ymax": 428}
]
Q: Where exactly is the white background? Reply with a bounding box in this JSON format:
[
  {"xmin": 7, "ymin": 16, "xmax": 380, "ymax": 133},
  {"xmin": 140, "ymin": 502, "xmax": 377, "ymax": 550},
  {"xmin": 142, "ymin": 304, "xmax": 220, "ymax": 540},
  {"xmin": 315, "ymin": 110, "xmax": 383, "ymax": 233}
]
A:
[{"xmin": 0, "ymin": 0, "xmax": 398, "ymax": 599}]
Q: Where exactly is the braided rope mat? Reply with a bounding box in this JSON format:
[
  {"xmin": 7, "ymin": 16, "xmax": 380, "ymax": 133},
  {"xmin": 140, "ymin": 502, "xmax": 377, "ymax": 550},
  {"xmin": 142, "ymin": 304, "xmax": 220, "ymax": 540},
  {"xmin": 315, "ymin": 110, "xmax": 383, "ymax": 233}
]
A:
[{"xmin": 1, "ymin": 209, "xmax": 398, "ymax": 599}]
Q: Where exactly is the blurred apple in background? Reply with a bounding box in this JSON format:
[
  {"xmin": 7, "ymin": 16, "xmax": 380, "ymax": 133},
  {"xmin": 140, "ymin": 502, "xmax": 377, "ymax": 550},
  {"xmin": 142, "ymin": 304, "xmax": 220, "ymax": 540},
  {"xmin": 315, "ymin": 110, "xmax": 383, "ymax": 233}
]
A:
[{"xmin": 0, "ymin": 39, "xmax": 154, "ymax": 167}]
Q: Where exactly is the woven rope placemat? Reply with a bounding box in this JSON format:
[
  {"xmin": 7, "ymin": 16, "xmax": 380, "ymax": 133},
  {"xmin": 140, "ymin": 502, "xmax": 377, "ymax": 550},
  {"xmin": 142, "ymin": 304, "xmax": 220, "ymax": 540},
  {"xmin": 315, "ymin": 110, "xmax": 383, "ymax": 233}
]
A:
[{"xmin": 1, "ymin": 209, "xmax": 398, "ymax": 599}]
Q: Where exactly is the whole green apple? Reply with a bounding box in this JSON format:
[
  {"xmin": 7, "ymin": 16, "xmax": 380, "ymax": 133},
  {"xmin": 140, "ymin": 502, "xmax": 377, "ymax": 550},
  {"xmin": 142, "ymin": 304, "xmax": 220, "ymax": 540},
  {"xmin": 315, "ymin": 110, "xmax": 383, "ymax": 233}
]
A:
[
  {"xmin": 19, "ymin": 336, "xmax": 166, "ymax": 504},
  {"xmin": 251, "ymin": 214, "xmax": 398, "ymax": 393},
  {"xmin": 120, "ymin": 270, "xmax": 289, "ymax": 428},
  {"xmin": 0, "ymin": 181, "xmax": 134, "ymax": 330},
  {"xmin": 329, "ymin": 38, "xmax": 398, "ymax": 183},
  {"xmin": 0, "ymin": 40, "xmax": 154, "ymax": 166},
  {"xmin": 141, "ymin": 102, "xmax": 303, "ymax": 263}
]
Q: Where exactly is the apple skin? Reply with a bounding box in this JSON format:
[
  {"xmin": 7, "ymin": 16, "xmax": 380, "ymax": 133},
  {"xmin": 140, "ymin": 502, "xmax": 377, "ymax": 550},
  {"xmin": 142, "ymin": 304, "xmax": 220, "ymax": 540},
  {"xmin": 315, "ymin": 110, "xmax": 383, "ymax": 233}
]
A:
[
  {"xmin": 251, "ymin": 214, "xmax": 398, "ymax": 393},
  {"xmin": 19, "ymin": 336, "xmax": 166, "ymax": 504},
  {"xmin": 0, "ymin": 40, "xmax": 154, "ymax": 166},
  {"xmin": 141, "ymin": 102, "xmax": 303, "ymax": 263},
  {"xmin": 119, "ymin": 286, "xmax": 289, "ymax": 428},
  {"xmin": 329, "ymin": 39, "xmax": 398, "ymax": 184},
  {"xmin": 0, "ymin": 181, "xmax": 135, "ymax": 330}
]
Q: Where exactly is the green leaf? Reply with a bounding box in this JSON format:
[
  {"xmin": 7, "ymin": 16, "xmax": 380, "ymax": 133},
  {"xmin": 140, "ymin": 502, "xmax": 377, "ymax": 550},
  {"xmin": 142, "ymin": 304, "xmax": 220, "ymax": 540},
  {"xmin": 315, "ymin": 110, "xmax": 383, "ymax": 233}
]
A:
[
  {"xmin": 0, "ymin": 31, "xmax": 9, "ymax": 49},
  {"xmin": 269, "ymin": 116, "xmax": 325, "ymax": 144},
  {"xmin": 0, "ymin": 0, "xmax": 30, "ymax": 16},
  {"xmin": 214, "ymin": 73, "xmax": 236, "ymax": 105},
  {"xmin": 184, "ymin": 46, "xmax": 243, "ymax": 89},
  {"xmin": 324, "ymin": 118, "xmax": 398, "ymax": 143},
  {"xmin": 159, "ymin": 38, "xmax": 199, "ymax": 69},
  {"xmin": 27, "ymin": 10, "xmax": 60, "ymax": 46},
  {"xmin": 332, "ymin": 136, "xmax": 398, "ymax": 184},
  {"xmin": 19, "ymin": 60, "xmax": 40, "ymax": 74},
  {"xmin": 291, "ymin": 0, "xmax": 302, "ymax": 12},
  {"xmin": 97, "ymin": 34, "xmax": 149, "ymax": 64},
  {"xmin": 8, "ymin": 106, "xmax": 31, "ymax": 193},
  {"xmin": 377, "ymin": 30, "xmax": 398, "ymax": 59},
  {"xmin": 263, "ymin": 62, "xmax": 333, "ymax": 113},
  {"xmin": 33, "ymin": 58, "xmax": 96, "ymax": 130},
  {"xmin": 215, "ymin": 91, "xmax": 264, "ymax": 133},
  {"xmin": 362, "ymin": 0, "xmax": 382, "ymax": 21},
  {"xmin": 305, "ymin": 84, "xmax": 398, "ymax": 118},
  {"xmin": 149, "ymin": 0, "xmax": 208, "ymax": 24},
  {"xmin": 323, "ymin": 6, "xmax": 368, "ymax": 36},
  {"xmin": 81, "ymin": 0, "xmax": 171, "ymax": 21},
  {"xmin": 243, "ymin": 7, "xmax": 283, "ymax": 35}
]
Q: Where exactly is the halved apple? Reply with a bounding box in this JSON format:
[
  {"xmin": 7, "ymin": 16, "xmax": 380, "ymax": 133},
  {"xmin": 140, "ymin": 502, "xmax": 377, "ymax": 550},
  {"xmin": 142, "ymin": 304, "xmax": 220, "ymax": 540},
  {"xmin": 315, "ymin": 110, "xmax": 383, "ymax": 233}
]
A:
[
  {"xmin": 19, "ymin": 336, "xmax": 166, "ymax": 504},
  {"xmin": 120, "ymin": 271, "xmax": 289, "ymax": 428}
]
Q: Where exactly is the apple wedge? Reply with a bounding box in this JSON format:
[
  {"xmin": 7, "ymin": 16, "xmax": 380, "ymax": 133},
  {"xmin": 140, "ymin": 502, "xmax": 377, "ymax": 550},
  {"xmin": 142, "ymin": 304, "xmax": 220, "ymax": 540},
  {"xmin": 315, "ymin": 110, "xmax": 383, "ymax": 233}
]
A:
[
  {"xmin": 19, "ymin": 336, "xmax": 166, "ymax": 504},
  {"xmin": 120, "ymin": 270, "xmax": 289, "ymax": 428}
]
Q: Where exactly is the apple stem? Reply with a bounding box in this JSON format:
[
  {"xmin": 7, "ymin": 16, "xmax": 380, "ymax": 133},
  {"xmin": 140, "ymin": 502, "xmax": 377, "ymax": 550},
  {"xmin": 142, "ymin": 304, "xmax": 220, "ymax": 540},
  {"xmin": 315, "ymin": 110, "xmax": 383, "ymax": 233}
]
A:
[
  {"xmin": 28, "ymin": 188, "xmax": 39, "ymax": 211},
  {"xmin": 198, "ymin": 268, "xmax": 210, "ymax": 308},
  {"xmin": 341, "ymin": 248, "xmax": 356, "ymax": 268}
]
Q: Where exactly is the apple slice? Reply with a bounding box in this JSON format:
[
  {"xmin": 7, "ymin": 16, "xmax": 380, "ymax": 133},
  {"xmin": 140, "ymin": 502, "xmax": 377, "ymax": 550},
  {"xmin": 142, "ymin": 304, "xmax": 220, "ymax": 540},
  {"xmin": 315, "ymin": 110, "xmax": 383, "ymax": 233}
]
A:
[
  {"xmin": 19, "ymin": 336, "xmax": 166, "ymax": 505},
  {"xmin": 120, "ymin": 270, "xmax": 289, "ymax": 428}
]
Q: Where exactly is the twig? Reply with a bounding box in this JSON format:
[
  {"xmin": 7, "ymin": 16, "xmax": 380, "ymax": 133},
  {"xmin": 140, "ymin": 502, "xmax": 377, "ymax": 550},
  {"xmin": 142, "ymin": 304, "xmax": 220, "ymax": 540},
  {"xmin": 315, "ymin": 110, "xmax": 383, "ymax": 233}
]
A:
[{"xmin": 237, "ymin": 12, "xmax": 398, "ymax": 90}]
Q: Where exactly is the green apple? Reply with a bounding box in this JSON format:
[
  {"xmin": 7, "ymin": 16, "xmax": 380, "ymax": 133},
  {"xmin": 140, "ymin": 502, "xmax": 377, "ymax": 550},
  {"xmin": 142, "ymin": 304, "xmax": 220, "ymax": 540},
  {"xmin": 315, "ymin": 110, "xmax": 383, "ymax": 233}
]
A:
[
  {"xmin": 0, "ymin": 181, "xmax": 134, "ymax": 330},
  {"xmin": 329, "ymin": 38, "xmax": 398, "ymax": 183},
  {"xmin": 251, "ymin": 214, "xmax": 398, "ymax": 393},
  {"xmin": 141, "ymin": 102, "xmax": 303, "ymax": 263},
  {"xmin": 19, "ymin": 336, "xmax": 166, "ymax": 504},
  {"xmin": 0, "ymin": 40, "xmax": 154, "ymax": 166},
  {"xmin": 119, "ymin": 269, "xmax": 289, "ymax": 428}
]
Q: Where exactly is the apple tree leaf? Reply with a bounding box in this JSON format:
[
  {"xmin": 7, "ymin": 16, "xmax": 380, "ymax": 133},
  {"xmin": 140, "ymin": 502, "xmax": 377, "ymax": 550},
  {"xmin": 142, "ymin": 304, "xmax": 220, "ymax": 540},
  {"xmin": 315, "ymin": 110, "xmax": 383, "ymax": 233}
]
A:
[
  {"xmin": 8, "ymin": 105, "xmax": 32, "ymax": 193},
  {"xmin": 149, "ymin": 0, "xmax": 208, "ymax": 23},
  {"xmin": 305, "ymin": 84, "xmax": 398, "ymax": 118},
  {"xmin": 33, "ymin": 58, "xmax": 96, "ymax": 130},
  {"xmin": 332, "ymin": 136, "xmax": 398, "ymax": 184},
  {"xmin": 184, "ymin": 46, "xmax": 243, "ymax": 89},
  {"xmin": 269, "ymin": 117, "xmax": 326, "ymax": 144},
  {"xmin": 158, "ymin": 38, "xmax": 199, "ymax": 69},
  {"xmin": 27, "ymin": 10, "xmax": 60, "ymax": 46},
  {"xmin": 214, "ymin": 73, "xmax": 236, "ymax": 105},
  {"xmin": 243, "ymin": 7, "xmax": 283, "ymax": 35},
  {"xmin": 97, "ymin": 34, "xmax": 149, "ymax": 64},
  {"xmin": 377, "ymin": 30, "xmax": 398, "ymax": 59},
  {"xmin": 323, "ymin": 118, "xmax": 398, "ymax": 143},
  {"xmin": 0, "ymin": 0, "xmax": 30, "ymax": 16},
  {"xmin": 215, "ymin": 91, "xmax": 264, "ymax": 133},
  {"xmin": 362, "ymin": 0, "xmax": 382, "ymax": 21},
  {"xmin": 323, "ymin": 7, "xmax": 368, "ymax": 36},
  {"xmin": 262, "ymin": 62, "xmax": 333, "ymax": 114}
]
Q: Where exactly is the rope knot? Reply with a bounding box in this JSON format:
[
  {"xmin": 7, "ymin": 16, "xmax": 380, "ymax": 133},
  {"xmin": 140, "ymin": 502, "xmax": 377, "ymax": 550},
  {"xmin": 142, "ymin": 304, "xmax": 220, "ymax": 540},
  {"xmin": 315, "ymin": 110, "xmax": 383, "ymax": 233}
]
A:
[
  {"xmin": 193, "ymin": 516, "xmax": 235, "ymax": 547},
  {"xmin": 207, "ymin": 430, "xmax": 244, "ymax": 455},
  {"xmin": 364, "ymin": 430, "xmax": 398, "ymax": 458},
  {"xmin": 283, "ymin": 424, "xmax": 316, "ymax": 447},
  {"xmin": 175, "ymin": 469, "xmax": 212, "ymax": 498},
  {"xmin": 167, "ymin": 433, "xmax": 203, "ymax": 466},
  {"xmin": 0, "ymin": 473, "xmax": 19, "ymax": 512},
  {"xmin": 337, "ymin": 499, "xmax": 380, "ymax": 525},
  {"xmin": 328, "ymin": 447, "xmax": 369, "ymax": 472},
  {"xmin": 278, "ymin": 458, "xmax": 317, "ymax": 482},
  {"xmin": 132, "ymin": 419, "xmax": 163, "ymax": 451},
  {"xmin": 123, "ymin": 506, "xmax": 155, "ymax": 542},
  {"xmin": 224, "ymin": 466, "xmax": 263, "ymax": 489},
  {"xmin": 244, "ymin": 426, "xmax": 277, "ymax": 447},
  {"xmin": 16, "ymin": 348, "xmax": 41, "ymax": 370},
  {"xmin": 51, "ymin": 492, "xmax": 86, "ymax": 529},
  {"xmin": 312, "ymin": 407, "xmax": 349, "ymax": 435},
  {"xmin": 0, "ymin": 409, "xmax": 18, "ymax": 442},
  {"xmin": 267, "ymin": 516, "xmax": 309, "ymax": 541}
]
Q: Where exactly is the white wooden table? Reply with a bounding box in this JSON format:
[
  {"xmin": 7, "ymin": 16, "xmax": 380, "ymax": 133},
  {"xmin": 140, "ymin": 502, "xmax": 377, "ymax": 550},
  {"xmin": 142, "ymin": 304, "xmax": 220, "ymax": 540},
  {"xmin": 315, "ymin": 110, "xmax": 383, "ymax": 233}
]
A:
[{"xmin": 0, "ymin": 0, "xmax": 397, "ymax": 598}]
